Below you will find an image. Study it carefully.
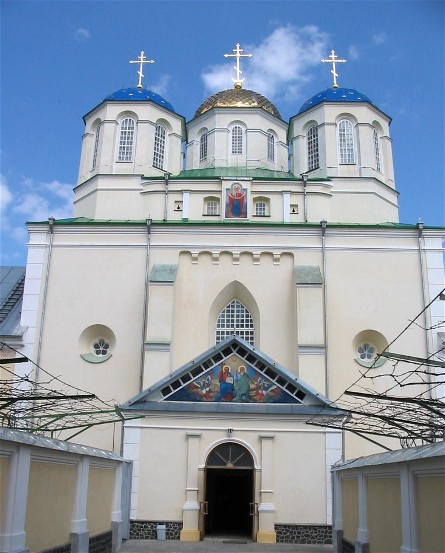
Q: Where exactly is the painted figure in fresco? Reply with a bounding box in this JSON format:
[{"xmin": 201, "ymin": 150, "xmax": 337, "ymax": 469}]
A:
[
  {"xmin": 218, "ymin": 365, "xmax": 235, "ymax": 401},
  {"xmin": 255, "ymin": 376, "xmax": 277, "ymax": 401},
  {"xmin": 195, "ymin": 374, "xmax": 212, "ymax": 400},
  {"xmin": 234, "ymin": 365, "xmax": 251, "ymax": 402},
  {"xmin": 227, "ymin": 182, "xmax": 246, "ymax": 218}
]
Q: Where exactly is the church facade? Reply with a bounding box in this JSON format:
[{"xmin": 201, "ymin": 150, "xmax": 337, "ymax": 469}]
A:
[{"xmin": 18, "ymin": 49, "xmax": 444, "ymax": 543}]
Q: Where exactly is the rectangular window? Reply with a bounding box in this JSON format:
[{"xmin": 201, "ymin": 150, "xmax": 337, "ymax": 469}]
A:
[
  {"xmin": 307, "ymin": 126, "xmax": 319, "ymax": 171},
  {"xmin": 231, "ymin": 126, "xmax": 243, "ymax": 154},
  {"xmin": 255, "ymin": 202, "xmax": 266, "ymax": 216},
  {"xmin": 206, "ymin": 201, "xmax": 218, "ymax": 215},
  {"xmin": 200, "ymin": 133, "xmax": 208, "ymax": 162},
  {"xmin": 153, "ymin": 125, "xmax": 166, "ymax": 169},
  {"xmin": 117, "ymin": 118, "xmax": 135, "ymax": 162},
  {"xmin": 338, "ymin": 120, "xmax": 355, "ymax": 164}
]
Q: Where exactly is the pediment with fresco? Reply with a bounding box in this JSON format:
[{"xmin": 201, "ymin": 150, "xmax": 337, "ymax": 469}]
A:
[{"xmin": 122, "ymin": 337, "xmax": 335, "ymax": 412}]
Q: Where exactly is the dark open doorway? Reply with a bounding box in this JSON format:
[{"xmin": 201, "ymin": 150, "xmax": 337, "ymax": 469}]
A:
[{"xmin": 205, "ymin": 467, "xmax": 254, "ymax": 537}]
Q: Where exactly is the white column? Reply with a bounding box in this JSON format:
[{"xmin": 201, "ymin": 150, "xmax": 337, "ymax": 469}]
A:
[
  {"xmin": 111, "ymin": 463, "xmax": 123, "ymax": 552},
  {"xmin": 257, "ymin": 433, "xmax": 276, "ymax": 544},
  {"xmin": 182, "ymin": 191, "xmax": 190, "ymax": 220},
  {"xmin": 70, "ymin": 457, "xmax": 89, "ymax": 553},
  {"xmin": 400, "ymin": 465, "xmax": 419, "ymax": 553},
  {"xmin": 0, "ymin": 445, "xmax": 31, "ymax": 553},
  {"xmin": 332, "ymin": 471, "xmax": 343, "ymax": 553},
  {"xmin": 356, "ymin": 473, "xmax": 369, "ymax": 553},
  {"xmin": 180, "ymin": 432, "xmax": 201, "ymax": 542},
  {"xmin": 282, "ymin": 192, "xmax": 290, "ymax": 223}
]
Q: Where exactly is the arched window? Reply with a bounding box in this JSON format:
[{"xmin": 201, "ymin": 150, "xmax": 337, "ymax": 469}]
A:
[
  {"xmin": 117, "ymin": 117, "xmax": 136, "ymax": 162},
  {"xmin": 153, "ymin": 124, "xmax": 167, "ymax": 169},
  {"xmin": 267, "ymin": 133, "xmax": 275, "ymax": 162},
  {"xmin": 373, "ymin": 127, "xmax": 382, "ymax": 172},
  {"xmin": 337, "ymin": 119, "xmax": 356, "ymax": 164},
  {"xmin": 92, "ymin": 125, "xmax": 101, "ymax": 169},
  {"xmin": 307, "ymin": 125, "xmax": 319, "ymax": 171},
  {"xmin": 216, "ymin": 299, "xmax": 254, "ymax": 345},
  {"xmin": 231, "ymin": 125, "xmax": 243, "ymax": 155},
  {"xmin": 200, "ymin": 132, "xmax": 208, "ymax": 162}
]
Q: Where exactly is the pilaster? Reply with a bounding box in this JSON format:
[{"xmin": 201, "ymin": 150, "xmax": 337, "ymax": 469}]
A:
[
  {"xmin": 70, "ymin": 457, "xmax": 89, "ymax": 553},
  {"xmin": 180, "ymin": 432, "xmax": 202, "ymax": 542},
  {"xmin": 257, "ymin": 433, "xmax": 276, "ymax": 544},
  {"xmin": 0, "ymin": 445, "xmax": 31, "ymax": 553}
]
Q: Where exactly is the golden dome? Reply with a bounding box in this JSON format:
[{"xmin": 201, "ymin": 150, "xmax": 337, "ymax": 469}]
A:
[{"xmin": 194, "ymin": 88, "xmax": 282, "ymax": 119}]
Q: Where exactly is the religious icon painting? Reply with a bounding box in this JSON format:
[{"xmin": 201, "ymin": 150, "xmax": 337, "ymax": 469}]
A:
[
  {"xmin": 224, "ymin": 182, "xmax": 248, "ymax": 219},
  {"xmin": 167, "ymin": 355, "xmax": 295, "ymax": 404}
]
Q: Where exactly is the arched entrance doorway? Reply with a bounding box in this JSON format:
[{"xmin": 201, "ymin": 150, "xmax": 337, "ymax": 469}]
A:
[{"xmin": 202, "ymin": 442, "xmax": 255, "ymax": 539}]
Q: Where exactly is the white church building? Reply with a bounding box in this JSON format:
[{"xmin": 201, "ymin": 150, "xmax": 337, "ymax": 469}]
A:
[{"xmin": 17, "ymin": 47, "xmax": 444, "ymax": 544}]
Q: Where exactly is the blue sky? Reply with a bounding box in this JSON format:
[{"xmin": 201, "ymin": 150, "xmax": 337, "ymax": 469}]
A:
[{"xmin": 1, "ymin": 0, "xmax": 444, "ymax": 266}]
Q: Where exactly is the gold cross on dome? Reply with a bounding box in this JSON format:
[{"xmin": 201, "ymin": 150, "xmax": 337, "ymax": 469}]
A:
[
  {"xmin": 321, "ymin": 50, "xmax": 346, "ymax": 89},
  {"xmin": 129, "ymin": 51, "xmax": 155, "ymax": 89},
  {"xmin": 224, "ymin": 43, "xmax": 253, "ymax": 89}
]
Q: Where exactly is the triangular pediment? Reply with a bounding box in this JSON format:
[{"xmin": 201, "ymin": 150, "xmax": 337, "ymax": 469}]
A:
[{"xmin": 122, "ymin": 337, "xmax": 336, "ymax": 414}]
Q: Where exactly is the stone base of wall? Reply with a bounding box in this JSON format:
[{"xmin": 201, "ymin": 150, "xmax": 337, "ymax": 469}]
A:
[
  {"xmin": 39, "ymin": 531, "xmax": 112, "ymax": 553},
  {"xmin": 275, "ymin": 524, "xmax": 332, "ymax": 544},
  {"xmin": 129, "ymin": 521, "xmax": 183, "ymax": 540},
  {"xmin": 88, "ymin": 531, "xmax": 112, "ymax": 553},
  {"xmin": 40, "ymin": 542, "xmax": 71, "ymax": 553},
  {"xmin": 342, "ymin": 537, "xmax": 355, "ymax": 553}
]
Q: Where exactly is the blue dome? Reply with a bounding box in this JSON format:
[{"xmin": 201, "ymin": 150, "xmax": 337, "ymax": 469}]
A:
[
  {"xmin": 104, "ymin": 87, "xmax": 175, "ymax": 113},
  {"xmin": 298, "ymin": 87, "xmax": 373, "ymax": 114}
]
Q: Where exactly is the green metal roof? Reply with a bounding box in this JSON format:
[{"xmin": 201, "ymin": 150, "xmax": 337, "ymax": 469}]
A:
[
  {"xmin": 145, "ymin": 167, "xmax": 299, "ymax": 180},
  {"xmin": 26, "ymin": 218, "xmax": 444, "ymax": 231}
]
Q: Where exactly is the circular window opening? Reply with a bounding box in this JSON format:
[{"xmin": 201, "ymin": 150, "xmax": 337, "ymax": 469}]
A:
[
  {"xmin": 353, "ymin": 330, "xmax": 387, "ymax": 368},
  {"xmin": 79, "ymin": 324, "xmax": 115, "ymax": 364}
]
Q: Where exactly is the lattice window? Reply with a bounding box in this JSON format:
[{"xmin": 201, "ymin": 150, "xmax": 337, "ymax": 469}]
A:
[
  {"xmin": 373, "ymin": 127, "xmax": 382, "ymax": 172},
  {"xmin": 216, "ymin": 299, "xmax": 254, "ymax": 345},
  {"xmin": 338, "ymin": 119, "xmax": 356, "ymax": 164},
  {"xmin": 267, "ymin": 133, "xmax": 275, "ymax": 161},
  {"xmin": 153, "ymin": 124, "xmax": 166, "ymax": 169},
  {"xmin": 92, "ymin": 125, "xmax": 100, "ymax": 169},
  {"xmin": 200, "ymin": 132, "xmax": 208, "ymax": 162},
  {"xmin": 206, "ymin": 200, "xmax": 218, "ymax": 215},
  {"xmin": 231, "ymin": 125, "xmax": 243, "ymax": 154},
  {"xmin": 307, "ymin": 125, "xmax": 319, "ymax": 171},
  {"xmin": 255, "ymin": 201, "xmax": 266, "ymax": 216},
  {"xmin": 117, "ymin": 117, "xmax": 135, "ymax": 162}
]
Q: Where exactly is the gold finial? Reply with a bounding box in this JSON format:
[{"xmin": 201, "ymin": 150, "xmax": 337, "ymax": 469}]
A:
[
  {"xmin": 321, "ymin": 50, "xmax": 346, "ymax": 89},
  {"xmin": 224, "ymin": 43, "xmax": 253, "ymax": 89},
  {"xmin": 129, "ymin": 51, "xmax": 155, "ymax": 89}
]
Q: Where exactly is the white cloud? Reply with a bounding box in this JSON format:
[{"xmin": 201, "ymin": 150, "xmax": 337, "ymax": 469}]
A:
[
  {"xmin": 13, "ymin": 178, "xmax": 73, "ymax": 221},
  {"xmin": 201, "ymin": 25, "xmax": 329, "ymax": 104},
  {"xmin": 372, "ymin": 33, "xmax": 386, "ymax": 45},
  {"xmin": 0, "ymin": 175, "xmax": 13, "ymax": 213},
  {"xmin": 348, "ymin": 45, "xmax": 360, "ymax": 60},
  {"xmin": 151, "ymin": 74, "xmax": 172, "ymax": 97},
  {"xmin": 75, "ymin": 28, "xmax": 91, "ymax": 41}
]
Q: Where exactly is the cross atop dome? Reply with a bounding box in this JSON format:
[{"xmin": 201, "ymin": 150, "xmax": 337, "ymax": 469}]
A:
[
  {"xmin": 321, "ymin": 50, "xmax": 346, "ymax": 89},
  {"xmin": 129, "ymin": 50, "xmax": 155, "ymax": 89},
  {"xmin": 224, "ymin": 43, "xmax": 253, "ymax": 89}
]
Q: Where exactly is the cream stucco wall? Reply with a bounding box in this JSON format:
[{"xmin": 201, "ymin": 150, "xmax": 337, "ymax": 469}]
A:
[
  {"xmin": 341, "ymin": 478, "xmax": 358, "ymax": 542},
  {"xmin": 416, "ymin": 475, "xmax": 445, "ymax": 553},
  {"xmin": 367, "ymin": 477, "xmax": 402, "ymax": 553},
  {"xmin": 25, "ymin": 461, "xmax": 77, "ymax": 553},
  {"xmin": 86, "ymin": 466, "xmax": 115, "ymax": 536}
]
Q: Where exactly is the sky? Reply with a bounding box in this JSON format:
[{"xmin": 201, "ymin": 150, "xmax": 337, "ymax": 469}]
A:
[{"xmin": 1, "ymin": 0, "xmax": 444, "ymax": 266}]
